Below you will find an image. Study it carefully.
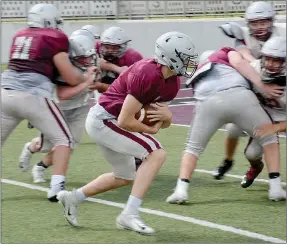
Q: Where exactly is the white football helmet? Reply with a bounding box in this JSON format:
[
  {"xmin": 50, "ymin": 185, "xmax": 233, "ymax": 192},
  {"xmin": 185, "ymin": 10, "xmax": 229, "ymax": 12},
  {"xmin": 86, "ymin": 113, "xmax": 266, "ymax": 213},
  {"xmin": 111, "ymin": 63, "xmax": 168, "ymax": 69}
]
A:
[
  {"xmin": 100, "ymin": 26, "xmax": 131, "ymax": 61},
  {"xmin": 154, "ymin": 31, "xmax": 198, "ymax": 78},
  {"xmin": 27, "ymin": 3, "xmax": 63, "ymax": 29},
  {"xmin": 260, "ymin": 36, "xmax": 286, "ymax": 81},
  {"xmin": 245, "ymin": 1, "xmax": 275, "ymax": 41},
  {"xmin": 71, "ymin": 29, "xmax": 94, "ymax": 41},
  {"xmin": 69, "ymin": 34, "xmax": 97, "ymax": 71},
  {"xmin": 198, "ymin": 50, "xmax": 216, "ymax": 66},
  {"xmin": 81, "ymin": 25, "xmax": 101, "ymax": 40}
]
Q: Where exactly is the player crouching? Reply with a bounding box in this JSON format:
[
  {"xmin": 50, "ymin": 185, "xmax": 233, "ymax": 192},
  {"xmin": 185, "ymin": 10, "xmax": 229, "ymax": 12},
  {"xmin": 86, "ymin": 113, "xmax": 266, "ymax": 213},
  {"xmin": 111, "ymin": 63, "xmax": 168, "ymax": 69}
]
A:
[{"xmin": 56, "ymin": 31, "xmax": 198, "ymax": 234}]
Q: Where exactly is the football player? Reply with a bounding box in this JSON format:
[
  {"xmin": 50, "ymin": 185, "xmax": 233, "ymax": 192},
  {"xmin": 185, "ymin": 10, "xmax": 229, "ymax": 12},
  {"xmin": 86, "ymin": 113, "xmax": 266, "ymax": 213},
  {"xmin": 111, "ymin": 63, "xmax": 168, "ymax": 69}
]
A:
[
  {"xmin": 57, "ymin": 31, "xmax": 198, "ymax": 234},
  {"xmin": 19, "ymin": 33, "xmax": 100, "ymax": 184},
  {"xmin": 166, "ymin": 45, "xmax": 285, "ymax": 204},
  {"xmin": 238, "ymin": 37, "xmax": 286, "ymax": 188},
  {"xmin": 215, "ymin": 1, "xmax": 286, "ymax": 179},
  {"xmin": 1, "ymin": 3, "xmax": 95, "ymax": 201}
]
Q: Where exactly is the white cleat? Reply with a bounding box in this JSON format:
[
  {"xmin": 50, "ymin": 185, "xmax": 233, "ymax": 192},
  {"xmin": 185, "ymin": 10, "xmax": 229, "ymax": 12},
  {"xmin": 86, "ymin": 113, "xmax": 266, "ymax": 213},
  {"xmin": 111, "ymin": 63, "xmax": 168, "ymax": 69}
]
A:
[
  {"xmin": 116, "ymin": 213, "xmax": 154, "ymax": 235},
  {"xmin": 166, "ymin": 190, "xmax": 188, "ymax": 204},
  {"xmin": 32, "ymin": 165, "xmax": 46, "ymax": 183},
  {"xmin": 57, "ymin": 190, "xmax": 79, "ymax": 227},
  {"xmin": 269, "ymin": 188, "xmax": 286, "ymax": 201},
  {"xmin": 19, "ymin": 142, "xmax": 33, "ymax": 172}
]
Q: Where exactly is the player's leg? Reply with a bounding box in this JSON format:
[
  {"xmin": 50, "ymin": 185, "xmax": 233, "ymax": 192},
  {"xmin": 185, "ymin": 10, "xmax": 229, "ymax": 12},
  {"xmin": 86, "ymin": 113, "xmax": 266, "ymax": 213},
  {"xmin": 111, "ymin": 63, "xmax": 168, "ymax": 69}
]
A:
[
  {"xmin": 230, "ymin": 89, "xmax": 284, "ymax": 201},
  {"xmin": 24, "ymin": 97, "xmax": 74, "ymax": 201},
  {"xmin": 241, "ymin": 137, "xmax": 264, "ymax": 188},
  {"xmin": 58, "ymin": 114, "xmax": 165, "ymax": 233},
  {"xmin": 31, "ymin": 106, "xmax": 88, "ymax": 183},
  {"xmin": 166, "ymin": 98, "xmax": 226, "ymax": 204},
  {"xmin": 1, "ymin": 89, "xmax": 22, "ymax": 147},
  {"xmin": 213, "ymin": 124, "xmax": 246, "ymax": 180}
]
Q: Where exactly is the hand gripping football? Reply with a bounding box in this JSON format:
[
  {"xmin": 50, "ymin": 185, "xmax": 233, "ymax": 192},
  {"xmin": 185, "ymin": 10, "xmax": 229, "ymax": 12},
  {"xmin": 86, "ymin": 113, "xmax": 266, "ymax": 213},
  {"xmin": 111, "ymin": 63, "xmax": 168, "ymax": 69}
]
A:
[{"xmin": 135, "ymin": 104, "xmax": 157, "ymax": 126}]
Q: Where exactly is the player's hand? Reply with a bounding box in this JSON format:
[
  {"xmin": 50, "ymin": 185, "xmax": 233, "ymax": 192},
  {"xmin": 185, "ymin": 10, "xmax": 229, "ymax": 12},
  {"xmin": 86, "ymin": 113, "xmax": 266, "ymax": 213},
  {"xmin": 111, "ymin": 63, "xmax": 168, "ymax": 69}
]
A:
[
  {"xmin": 146, "ymin": 102, "xmax": 172, "ymax": 122},
  {"xmin": 260, "ymin": 83, "xmax": 284, "ymax": 98},
  {"xmin": 254, "ymin": 123, "xmax": 280, "ymax": 138},
  {"xmin": 85, "ymin": 66, "xmax": 98, "ymax": 85},
  {"xmin": 88, "ymin": 82, "xmax": 102, "ymax": 91},
  {"xmin": 149, "ymin": 121, "xmax": 164, "ymax": 134}
]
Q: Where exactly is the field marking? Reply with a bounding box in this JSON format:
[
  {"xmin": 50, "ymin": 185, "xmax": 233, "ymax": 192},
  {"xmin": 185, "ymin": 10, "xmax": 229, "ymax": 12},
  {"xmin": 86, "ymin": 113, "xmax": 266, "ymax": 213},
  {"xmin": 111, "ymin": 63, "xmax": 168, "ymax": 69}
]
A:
[
  {"xmin": 194, "ymin": 169, "xmax": 286, "ymax": 186},
  {"xmin": 1, "ymin": 178, "xmax": 285, "ymax": 244}
]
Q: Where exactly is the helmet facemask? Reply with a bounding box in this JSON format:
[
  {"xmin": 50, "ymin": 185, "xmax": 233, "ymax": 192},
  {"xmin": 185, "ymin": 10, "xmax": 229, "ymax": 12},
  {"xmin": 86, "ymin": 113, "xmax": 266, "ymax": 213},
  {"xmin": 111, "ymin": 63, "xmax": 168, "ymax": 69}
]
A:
[
  {"xmin": 261, "ymin": 55, "xmax": 286, "ymax": 82},
  {"xmin": 169, "ymin": 50, "xmax": 198, "ymax": 78},
  {"xmin": 248, "ymin": 18, "xmax": 273, "ymax": 41},
  {"xmin": 100, "ymin": 42, "xmax": 128, "ymax": 62},
  {"xmin": 71, "ymin": 49, "xmax": 96, "ymax": 72}
]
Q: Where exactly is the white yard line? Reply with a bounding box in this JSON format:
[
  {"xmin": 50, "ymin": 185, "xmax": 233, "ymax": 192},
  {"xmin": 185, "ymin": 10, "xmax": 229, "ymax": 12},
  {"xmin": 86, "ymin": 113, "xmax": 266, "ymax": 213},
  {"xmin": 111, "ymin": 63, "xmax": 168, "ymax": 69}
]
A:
[{"xmin": 1, "ymin": 178, "xmax": 285, "ymax": 244}]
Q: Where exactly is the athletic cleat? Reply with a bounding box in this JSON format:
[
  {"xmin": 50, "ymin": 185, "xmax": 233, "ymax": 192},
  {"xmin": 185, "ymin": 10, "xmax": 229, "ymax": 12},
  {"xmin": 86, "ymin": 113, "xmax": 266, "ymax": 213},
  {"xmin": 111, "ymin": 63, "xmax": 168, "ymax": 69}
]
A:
[
  {"xmin": 166, "ymin": 188, "xmax": 188, "ymax": 204},
  {"xmin": 57, "ymin": 190, "xmax": 79, "ymax": 227},
  {"xmin": 241, "ymin": 162, "xmax": 264, "ymax": 188},
  {"xmin": 213, "ymin": 159, "xmax": 233, "ymax": 180},
  {"xmin": 116, "ymin": 213, "xmax": 154, "ymax": 234},
  {"xmin": 19, "ymin": 142, "xmax": 33, "ymax": 172},
  {"xmin": 269, "ymin": 188, "xmax": 286, "ymax": 201},
  {"xmin": 32, "ymin": 164, "xmax": 46, "ymax": 183}
]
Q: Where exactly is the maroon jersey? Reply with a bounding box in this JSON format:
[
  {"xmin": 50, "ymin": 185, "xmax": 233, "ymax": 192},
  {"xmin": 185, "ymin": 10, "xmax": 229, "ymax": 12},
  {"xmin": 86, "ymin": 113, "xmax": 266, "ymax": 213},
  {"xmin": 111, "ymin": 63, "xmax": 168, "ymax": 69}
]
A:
[
  {"xmin": 96, "ymin": 42, "xmax": 143, "ymax": 84},
  {"xmin": 99, "ymin": 58, "xmax": 180, "ymax": 117},
  {"xmin": 8, "ymin": 28, "xmax": 69, "ymax": 80}
]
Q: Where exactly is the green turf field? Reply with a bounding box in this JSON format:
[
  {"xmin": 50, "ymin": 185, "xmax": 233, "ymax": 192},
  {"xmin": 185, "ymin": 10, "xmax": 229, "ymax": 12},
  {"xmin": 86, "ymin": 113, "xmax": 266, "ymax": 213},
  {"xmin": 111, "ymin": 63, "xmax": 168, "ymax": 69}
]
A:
[{"xmin": 2, "ymin": 121, "xmax": 286, "ymax": 243}]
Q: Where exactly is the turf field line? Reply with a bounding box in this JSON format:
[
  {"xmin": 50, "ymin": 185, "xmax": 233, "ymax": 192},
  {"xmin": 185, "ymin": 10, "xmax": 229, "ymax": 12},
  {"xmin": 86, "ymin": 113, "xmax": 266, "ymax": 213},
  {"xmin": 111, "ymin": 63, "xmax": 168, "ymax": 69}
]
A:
[
  {"xmin": 194, "ymin": 169, "xmax": 286, "ymax": 186},
  {"xmin": 1, "ymin": 178, "xmax": 285, "ymax": 244}
]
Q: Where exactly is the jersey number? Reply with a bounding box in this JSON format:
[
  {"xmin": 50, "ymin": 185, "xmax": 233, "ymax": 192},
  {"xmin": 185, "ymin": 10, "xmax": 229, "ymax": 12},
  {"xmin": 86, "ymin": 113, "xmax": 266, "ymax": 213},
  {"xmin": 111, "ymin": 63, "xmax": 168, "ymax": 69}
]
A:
[{"xmin": 12, "ymin": 37, "xmax": 33, "ymax": 60}]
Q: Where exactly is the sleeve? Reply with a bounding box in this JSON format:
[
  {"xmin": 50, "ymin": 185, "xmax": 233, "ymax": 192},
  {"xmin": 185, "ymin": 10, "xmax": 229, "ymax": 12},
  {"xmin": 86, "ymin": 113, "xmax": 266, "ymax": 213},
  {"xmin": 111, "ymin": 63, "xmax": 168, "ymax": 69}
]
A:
[
  {"xmin": 127, "ymin": 72, "xmax": 157, "ymax": 104},
  {"xmin": 48, "ymin": 32, "xmax": 69, "ymax": 57}
]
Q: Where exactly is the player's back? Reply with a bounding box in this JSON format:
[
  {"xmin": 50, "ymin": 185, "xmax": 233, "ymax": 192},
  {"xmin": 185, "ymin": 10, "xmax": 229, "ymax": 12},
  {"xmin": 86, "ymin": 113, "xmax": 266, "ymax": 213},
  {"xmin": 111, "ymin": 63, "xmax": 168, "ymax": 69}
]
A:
[{"xmin": 2, "ymin": 27, "xmax": 69, "ymax": 99}]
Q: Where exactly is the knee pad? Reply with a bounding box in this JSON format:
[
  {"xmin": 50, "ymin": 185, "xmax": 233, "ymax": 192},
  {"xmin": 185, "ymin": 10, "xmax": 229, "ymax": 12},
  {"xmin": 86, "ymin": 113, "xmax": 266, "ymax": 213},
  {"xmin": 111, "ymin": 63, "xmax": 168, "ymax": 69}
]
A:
[
  {"xmin": 244, "ymin": 139, "xmax": 263, "ymax": 161},
  {"xmin": 225, "ymin": 124, "xmax": 246, "ymax": 138}
]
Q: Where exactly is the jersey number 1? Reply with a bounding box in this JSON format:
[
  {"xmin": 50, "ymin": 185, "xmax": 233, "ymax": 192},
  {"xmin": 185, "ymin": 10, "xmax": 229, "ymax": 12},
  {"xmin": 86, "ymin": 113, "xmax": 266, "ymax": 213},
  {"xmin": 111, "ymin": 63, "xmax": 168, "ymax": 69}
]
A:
[{"xmin": 12, "ymin": 37, "xmax": 33, "ymax": 60}]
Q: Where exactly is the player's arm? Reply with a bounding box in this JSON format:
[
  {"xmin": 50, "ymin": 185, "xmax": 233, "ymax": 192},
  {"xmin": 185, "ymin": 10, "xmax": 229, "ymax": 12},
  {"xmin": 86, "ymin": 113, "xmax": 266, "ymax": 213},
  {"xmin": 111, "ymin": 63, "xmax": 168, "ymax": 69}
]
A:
[
  {"xmin": 146, "ymin": 103, "xmax": 172, "ymax": 129},
  {"xmin": 53, "ymin": 53, "xmax": 91, "ymax": 86},
  {"xmin": 228, "ymin": 51, "xmax": 283, "ymax": 97},
  {"xmin": 57, "ymin": 80, "xmax": 91, "ymax": 100},
  {"xmin": 254, "ymin": 121, "xmax": 286, "ymax": 138},
  {"xmin": 236, "ymin": 46, "xmax": 257, "ymax": 62},
  {"xmin": 118, "ymin": 94, "xmax": 162, "ymax": 134},
  {"xmin": 99, "ymin": 58, "xmax": 127, "ymax": 74}
]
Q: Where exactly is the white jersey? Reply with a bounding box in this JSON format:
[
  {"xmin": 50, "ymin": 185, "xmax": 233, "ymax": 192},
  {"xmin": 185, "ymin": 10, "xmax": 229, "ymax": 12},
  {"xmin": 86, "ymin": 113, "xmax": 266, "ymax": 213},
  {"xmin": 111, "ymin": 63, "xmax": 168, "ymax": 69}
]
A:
[
  {"xmin": 238, "ymin": 23, "xmax": 286, "ymax": 58},
  {"xmin": 250, "ymin": 60, "xmax": 286, "ymax": 122},
  {"xmin": 52, "ymin": 77, "xmax": 94, "ymax": 110}
]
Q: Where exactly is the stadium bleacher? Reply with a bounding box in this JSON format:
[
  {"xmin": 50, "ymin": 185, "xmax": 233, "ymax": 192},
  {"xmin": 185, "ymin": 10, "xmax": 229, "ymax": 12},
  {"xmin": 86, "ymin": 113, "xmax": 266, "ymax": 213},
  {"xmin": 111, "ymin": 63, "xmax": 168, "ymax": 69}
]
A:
[{"xmin": 1, "ymin": 1, "xmax": 286, "ymax": 19}]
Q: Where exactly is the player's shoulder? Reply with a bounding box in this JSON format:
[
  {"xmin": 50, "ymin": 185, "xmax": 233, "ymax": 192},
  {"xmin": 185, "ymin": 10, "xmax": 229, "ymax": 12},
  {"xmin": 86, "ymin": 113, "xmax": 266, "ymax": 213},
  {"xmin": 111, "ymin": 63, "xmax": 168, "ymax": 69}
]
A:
[
  {"xmin": 130, "ymin": 58, "xmax": 159, "ymax": 78},
  {"xmin": 126, "ymin": 48, "xmax": 143, "ymax": 57},
  {"xmin": 42, "ymin": 28, "xmax": 68, "ymax": 40},
  {"xmin": 272, "ymin": 23, "xmax": 286, "ymax": 37}
]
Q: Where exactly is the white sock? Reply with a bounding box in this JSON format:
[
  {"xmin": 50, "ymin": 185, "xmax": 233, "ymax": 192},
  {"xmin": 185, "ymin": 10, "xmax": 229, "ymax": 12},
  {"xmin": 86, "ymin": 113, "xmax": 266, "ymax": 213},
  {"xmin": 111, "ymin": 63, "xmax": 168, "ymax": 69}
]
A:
[
  {"xmin": 176, "ymin": 178, "xmax": 189, "ymax": 192},
  {"xmin": 50, "ymin": 175, "xmax": 65, "ymax": 187},
  {"xmin": 122, "ymin": 195, "xmax": 142, "ymax": 215},
  {"xmin": 269, "ymin": 177, "xmax": 282, "ymax": 190},
  {"xmin": 75, "ymin": 188, "xmax": 87, "ymax": 202}
]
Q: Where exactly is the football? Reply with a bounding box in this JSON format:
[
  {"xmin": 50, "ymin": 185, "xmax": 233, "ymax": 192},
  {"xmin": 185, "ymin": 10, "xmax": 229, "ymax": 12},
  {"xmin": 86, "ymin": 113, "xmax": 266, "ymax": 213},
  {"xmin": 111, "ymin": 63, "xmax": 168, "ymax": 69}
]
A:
[{"xmin": 135, "ymin": 104, "xmax": 157, "ymax": 126}]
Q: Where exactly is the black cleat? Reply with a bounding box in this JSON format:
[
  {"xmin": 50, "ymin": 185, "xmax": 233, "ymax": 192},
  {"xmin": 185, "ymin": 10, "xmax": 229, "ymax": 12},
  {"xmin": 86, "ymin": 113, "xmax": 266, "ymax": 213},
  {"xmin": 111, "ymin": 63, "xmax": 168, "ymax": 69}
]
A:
[
  {"xmin": 213, "ymin": 159, "xmax": 233, "ymax": 180},
  {"xmin": 241, "ymin": 162, "xmax": 264, "ymax": 188}
]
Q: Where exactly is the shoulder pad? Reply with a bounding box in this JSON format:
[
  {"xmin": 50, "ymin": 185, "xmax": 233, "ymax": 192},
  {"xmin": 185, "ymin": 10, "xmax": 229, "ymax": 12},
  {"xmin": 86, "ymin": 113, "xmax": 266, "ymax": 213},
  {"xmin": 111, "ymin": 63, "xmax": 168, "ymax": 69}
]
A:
[{"xmin": 219, "ymin": 22, "xmax": 244, "ymax": 40}]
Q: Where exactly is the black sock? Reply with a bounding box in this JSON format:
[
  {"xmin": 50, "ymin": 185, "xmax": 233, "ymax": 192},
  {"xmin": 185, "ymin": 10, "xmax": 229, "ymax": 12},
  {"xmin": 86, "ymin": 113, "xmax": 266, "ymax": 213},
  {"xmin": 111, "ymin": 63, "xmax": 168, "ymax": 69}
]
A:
[
  {"xmin": 37, "ymin": 161, "xmax": 48, "ymax": 169},
  {"xmin": 224, "ymin": 159, "xmax": 233, "ymax": 166},
  {"xmin": 269, "ymin": 172, "xmax": 280, "ymax": 179},
  {"xmin": 181, "ymin": 178, "xmax": 190, "ymax": 183}
]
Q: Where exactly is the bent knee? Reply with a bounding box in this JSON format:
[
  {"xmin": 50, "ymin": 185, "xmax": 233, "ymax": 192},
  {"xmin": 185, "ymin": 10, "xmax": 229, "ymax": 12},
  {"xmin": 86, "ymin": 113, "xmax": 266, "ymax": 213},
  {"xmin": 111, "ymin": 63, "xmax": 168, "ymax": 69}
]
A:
[
  {"xmin": 245, "ymin": 146, "xmax": 263, "ymax": 161},
  {"xmin": 149, "ymin": 149, "xmax": 167, "ymax": 163},
  {"xmin": 226, "ymin": 124, "xmax": 245, "ymax": 138}
]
